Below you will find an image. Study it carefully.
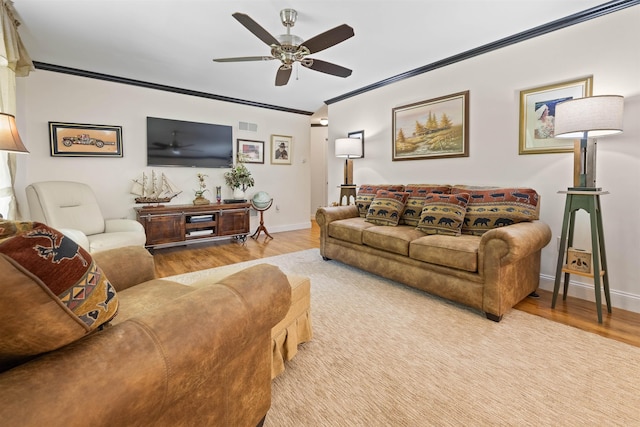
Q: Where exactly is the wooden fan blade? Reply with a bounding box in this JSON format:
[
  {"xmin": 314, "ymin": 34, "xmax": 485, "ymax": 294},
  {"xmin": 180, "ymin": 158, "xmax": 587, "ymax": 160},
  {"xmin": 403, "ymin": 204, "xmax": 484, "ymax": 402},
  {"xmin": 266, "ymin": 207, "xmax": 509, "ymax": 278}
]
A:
[
  {"xmin": 304, "ymin": 59, "xmax": 352, "ymax": 78},
  {"xmin": 213, "ymin": 56, "xmax": 275, "ymax": 62},
  {"xmin": 232, "ymin": 12, "xmax": 280, "ymax": 47},
  {"xmin": 275, "ymin": 67, "xmax": 292, "ymax": 86},
  {"xmin": 302, "ymin": 24, "xmax": 354, "ymax": 54}
]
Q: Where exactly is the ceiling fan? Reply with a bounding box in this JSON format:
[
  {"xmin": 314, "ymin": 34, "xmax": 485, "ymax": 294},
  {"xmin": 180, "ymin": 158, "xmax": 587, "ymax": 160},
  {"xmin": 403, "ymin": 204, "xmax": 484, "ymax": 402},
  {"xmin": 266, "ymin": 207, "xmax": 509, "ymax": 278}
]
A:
[
  {"xmin": 152, "ymin": 131, "xmax": 199, "ymax": 154},
  {"xmin": 213, "ymin": 9, "xmax": 354, "ymax": 86}
]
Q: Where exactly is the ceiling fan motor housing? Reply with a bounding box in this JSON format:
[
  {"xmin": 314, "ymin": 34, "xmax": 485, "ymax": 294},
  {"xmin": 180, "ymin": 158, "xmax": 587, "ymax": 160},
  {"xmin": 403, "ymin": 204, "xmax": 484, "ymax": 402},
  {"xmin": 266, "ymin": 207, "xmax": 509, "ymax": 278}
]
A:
[{"xmin": 280, "ymin": 9, "xmax": 297, "ymax": 27}]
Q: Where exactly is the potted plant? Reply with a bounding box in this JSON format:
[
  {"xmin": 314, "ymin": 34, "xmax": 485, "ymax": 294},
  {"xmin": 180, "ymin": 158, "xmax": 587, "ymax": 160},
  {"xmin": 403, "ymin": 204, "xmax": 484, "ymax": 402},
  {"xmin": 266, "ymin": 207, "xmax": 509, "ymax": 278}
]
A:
[
  {"xmin": 193, "ymin": 173, "xmax": 210, "ymax": 205},
  {"xmin": 224, "ymin": 155, "xmax": 255, "ymax": 200}
]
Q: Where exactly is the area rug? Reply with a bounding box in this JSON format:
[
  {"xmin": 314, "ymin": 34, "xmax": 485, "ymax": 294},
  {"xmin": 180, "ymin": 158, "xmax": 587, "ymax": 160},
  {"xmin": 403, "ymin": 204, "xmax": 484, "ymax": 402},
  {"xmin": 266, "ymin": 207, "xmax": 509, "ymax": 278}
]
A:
[{"xmin": 168, "ymin": 249, "xmax": 640, "ymax": 426}]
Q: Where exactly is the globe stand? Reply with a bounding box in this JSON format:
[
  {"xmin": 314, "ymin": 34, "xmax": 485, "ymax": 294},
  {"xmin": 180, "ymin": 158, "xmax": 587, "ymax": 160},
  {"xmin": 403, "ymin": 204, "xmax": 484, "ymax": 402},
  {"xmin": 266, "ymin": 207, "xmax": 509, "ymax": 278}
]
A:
[{"xmin": 251, "ymin": 198, "xmax": 273, "ymax": 240}]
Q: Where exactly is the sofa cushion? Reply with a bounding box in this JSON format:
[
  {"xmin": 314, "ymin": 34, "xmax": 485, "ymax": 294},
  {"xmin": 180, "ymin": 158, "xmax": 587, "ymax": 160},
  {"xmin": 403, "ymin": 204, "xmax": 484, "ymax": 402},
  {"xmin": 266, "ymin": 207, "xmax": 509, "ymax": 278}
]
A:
[
  {"xmin": 328, "ymin": 217, "xmax": 376, "ymax": 244},
  {"xmin": 0, "ymin": 220, "xmax": 118, "ymax": 370},
  {"xmin": 355, "ymin": 184, "xmax": 405, "ymax": 218},
  {"xmin": 410, "ymin": 234, "xmax": 481, "ymax": 272},
  {"xmin": 401, "ymin": 184, "xmax": 452, "ymax": 226},
  {"xmin": 452, "ymin": 186, "xmax": 540, "ymax": 235},
  {"xmin": 365, "ymin": 190, "xmax": 410, "ymax": 226},
  {"xmin": 416, "ymin": 193, "xmax": 470, "ymax": 236},
  {"xmin": 362, "ymin": 225, "xmax": 425, "ymax": 256}
]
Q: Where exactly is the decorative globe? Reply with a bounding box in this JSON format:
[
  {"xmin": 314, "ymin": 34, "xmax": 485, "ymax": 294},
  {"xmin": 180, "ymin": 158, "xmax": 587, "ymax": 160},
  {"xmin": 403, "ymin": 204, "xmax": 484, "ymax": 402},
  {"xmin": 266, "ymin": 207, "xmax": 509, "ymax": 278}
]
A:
[{"xmin": 252, "ymin": 191, "xmax": 272, "ymax": 210}]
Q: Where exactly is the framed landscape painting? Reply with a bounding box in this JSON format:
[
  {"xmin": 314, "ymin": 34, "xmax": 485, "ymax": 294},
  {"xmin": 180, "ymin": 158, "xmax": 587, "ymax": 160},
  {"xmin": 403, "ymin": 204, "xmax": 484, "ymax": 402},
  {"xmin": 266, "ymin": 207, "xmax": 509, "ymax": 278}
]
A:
[
  {"xmin": 518, "ymin": 76, "xmax": 593, "ymax": 154},
  {"xmin": 392, "ymin": 91, "xmax": 469, "ymax": 161},
  {"xmin": 49, "ymin": 122, "xmax": 123, "ymax": 157}
]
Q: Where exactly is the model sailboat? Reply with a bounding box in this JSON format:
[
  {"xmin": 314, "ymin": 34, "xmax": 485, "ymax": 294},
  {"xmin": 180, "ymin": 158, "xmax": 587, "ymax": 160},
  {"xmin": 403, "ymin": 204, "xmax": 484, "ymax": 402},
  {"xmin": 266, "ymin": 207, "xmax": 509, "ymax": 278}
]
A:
[{"xmin": 131, "ymin": 171, "xmax": 182, "ymax": 204}]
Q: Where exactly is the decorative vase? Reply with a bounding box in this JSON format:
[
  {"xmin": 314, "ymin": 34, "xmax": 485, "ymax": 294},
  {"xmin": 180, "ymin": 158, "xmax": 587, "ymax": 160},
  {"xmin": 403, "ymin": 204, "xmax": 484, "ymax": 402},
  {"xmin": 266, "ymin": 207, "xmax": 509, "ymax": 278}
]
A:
[
  {"xmin": 216, "ymin": 186, "xmax": 222, "ymax": 203},
  {"xmin": 233, "ymin": 187, "xmax": 245, "ymax": 200},
  {"xmin": 193, "ymin": 195, "xmax": 210, "ymax": 205}
]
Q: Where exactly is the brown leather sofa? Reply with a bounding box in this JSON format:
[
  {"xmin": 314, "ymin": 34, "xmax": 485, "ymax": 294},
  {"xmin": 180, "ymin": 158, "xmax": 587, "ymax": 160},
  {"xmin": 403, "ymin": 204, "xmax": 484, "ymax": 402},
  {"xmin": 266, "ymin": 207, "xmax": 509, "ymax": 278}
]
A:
[
  {"xmin": 0, "ymin": 244, "xmax": 290, "ymax": 426},
  {"xmin": 317, "ymin": 202, "xmax": 551, "ymax": 321}
]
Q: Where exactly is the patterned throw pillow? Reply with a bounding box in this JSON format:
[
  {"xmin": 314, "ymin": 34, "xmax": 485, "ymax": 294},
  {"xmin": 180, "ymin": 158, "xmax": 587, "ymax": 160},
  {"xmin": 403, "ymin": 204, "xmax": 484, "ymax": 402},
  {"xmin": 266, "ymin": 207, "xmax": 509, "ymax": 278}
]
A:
[
  {"xmin": 451, "ymin": 187, "xmax": 540, "ymax": 235},
  {"xmin": 401, "ymin": 184, "xmax": 452, "ymax": 226},
  {"xmin": 416, "ymin": 193, "xmax": 470, "ymax": 236},
  {"xmin": 365, "ymin": 190, "xmax": 410, "ymax": 226},
  {"xmin": 355, "ymin": 184, "xmax": 405, "ymax": 217},
  {"xmin": 0, "ymin": 220, "xmax": 118, "ymax": 369}
]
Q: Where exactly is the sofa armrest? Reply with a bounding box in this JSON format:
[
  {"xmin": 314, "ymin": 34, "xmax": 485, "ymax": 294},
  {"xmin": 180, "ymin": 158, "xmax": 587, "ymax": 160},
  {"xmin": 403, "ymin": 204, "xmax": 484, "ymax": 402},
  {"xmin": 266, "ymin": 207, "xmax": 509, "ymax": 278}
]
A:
[
  {"xmin": 92, "ymin": 246, "xmax": 156, "ymax": 291},
  {"xmin": 0, "ymin": 264, "xmax": 291, "ymax": 426},
  {"xmin": 479, "ymin": 221, "xmax": 552, "ymax": 319},
  {"xmin": 104, "ymin": 218, "xmax": 145, "ymax": 233},
  {"xmin": 478, "ymin": 220, "xmax": 552, "ymax": 268},
  {"xmin": 315, "ymin": 205, "xmax": 359, "ymax": 226}
]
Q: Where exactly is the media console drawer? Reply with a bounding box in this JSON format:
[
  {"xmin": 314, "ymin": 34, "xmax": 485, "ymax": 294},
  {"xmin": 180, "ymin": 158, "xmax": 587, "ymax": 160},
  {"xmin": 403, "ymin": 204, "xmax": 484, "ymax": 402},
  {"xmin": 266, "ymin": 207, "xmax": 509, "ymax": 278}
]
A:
[{"xmin": 135, "ymin": 202, "xmax": 250, "ymax": 249}]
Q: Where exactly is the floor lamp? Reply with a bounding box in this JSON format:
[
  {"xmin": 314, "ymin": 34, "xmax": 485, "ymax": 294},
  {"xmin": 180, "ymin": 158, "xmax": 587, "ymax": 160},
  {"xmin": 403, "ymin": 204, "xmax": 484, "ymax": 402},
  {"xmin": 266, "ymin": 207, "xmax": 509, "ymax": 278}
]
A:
[
  {"xmin": 0, "ymin": 112, "xmax": 29, "ymax": 154},
  {"xmin": 554, "ymin": 95, "xmax": 624, "ymax": 190},
  {"xmin": 335, "ymin": 137, "xmax": 362, "ymax": 186}
]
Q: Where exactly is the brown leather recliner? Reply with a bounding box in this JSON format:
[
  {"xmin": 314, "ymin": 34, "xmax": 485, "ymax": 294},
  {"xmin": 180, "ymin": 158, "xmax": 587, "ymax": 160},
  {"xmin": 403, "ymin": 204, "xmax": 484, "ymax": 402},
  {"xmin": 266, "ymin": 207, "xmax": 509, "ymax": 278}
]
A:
[{"xmin": 0, "ymin": 244, "xmax": 291, "ymax": 426}]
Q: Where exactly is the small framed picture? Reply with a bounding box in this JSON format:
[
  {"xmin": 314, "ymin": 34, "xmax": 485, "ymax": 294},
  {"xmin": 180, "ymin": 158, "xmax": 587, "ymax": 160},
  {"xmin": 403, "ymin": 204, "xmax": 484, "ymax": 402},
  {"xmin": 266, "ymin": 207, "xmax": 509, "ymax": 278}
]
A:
[
  {"xmin": 519, "ymin": 76, "xmax": 593, "ymax": 154},
  {"xmin": 270, "ymin": 134, "xmax": 292, "ymax": 165},
  {"xmin": 348, "ymin": 130, "xmax": 365, "ymax": 158},
  {"xmin": 237, "ymin": 138, "xmax": 264, "ymax": 164},
  {"xmin": 49, "ymin": 122, "xmax": 123, "ymax": 157}
]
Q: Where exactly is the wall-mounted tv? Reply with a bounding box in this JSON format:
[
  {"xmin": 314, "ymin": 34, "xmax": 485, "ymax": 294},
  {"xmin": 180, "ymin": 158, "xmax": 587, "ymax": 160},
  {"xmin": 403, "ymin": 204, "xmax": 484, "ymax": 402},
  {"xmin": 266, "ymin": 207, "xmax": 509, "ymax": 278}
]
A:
[{"xmin": 146, "ymin": 117, "xmax": 233, "ymax": 168}]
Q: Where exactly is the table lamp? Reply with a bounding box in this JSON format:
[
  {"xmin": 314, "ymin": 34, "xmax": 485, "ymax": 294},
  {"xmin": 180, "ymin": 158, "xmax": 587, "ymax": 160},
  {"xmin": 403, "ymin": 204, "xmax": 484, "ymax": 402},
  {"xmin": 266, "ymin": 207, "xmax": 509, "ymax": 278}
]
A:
[
  {"xmin": 335, "ymin": 137, "xmax": 362, "ymax": 186},
  {"xmin": 0, "ymin": 112, "xmax": 28, "ymax": 153},
  {"xmin": 554, "ymin": 95, "xmax": 623, "ymax": 191}
]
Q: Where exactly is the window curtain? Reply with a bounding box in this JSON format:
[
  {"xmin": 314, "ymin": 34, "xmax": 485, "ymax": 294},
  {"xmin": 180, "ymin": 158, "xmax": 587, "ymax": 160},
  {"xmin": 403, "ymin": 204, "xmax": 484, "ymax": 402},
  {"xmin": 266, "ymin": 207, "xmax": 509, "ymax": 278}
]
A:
[{"xmin": 0, "ymin": 0, "xmax": 33, "ymax": 219}]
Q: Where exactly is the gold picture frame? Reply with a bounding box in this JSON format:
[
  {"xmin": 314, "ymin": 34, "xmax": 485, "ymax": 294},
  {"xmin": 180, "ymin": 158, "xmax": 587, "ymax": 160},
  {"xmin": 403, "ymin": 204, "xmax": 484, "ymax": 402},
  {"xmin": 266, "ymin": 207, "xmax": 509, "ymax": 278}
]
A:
[
  {"xmin": 270, "ymin": 134, "xmax": 292, "ymax": 165},
  {"xmin": 518, "ymin": 76, "xmax": 593, "ymax": 154},
  {"xmin": 392, "ymin": 91, "xmax": 469, "ymax": 161},
  {"xmin": 49, "ymin": 122, "xmax": 123, "ymax": 157}
]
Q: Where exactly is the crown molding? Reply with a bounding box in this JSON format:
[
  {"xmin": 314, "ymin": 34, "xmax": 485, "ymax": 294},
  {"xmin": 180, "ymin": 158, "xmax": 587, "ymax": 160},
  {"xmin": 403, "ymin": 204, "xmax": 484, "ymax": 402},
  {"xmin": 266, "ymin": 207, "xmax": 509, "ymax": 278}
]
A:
[
  {"xmin": 325, "ymin": 0, "xmax": 639, "ymax": 105},
  {"xmin": 32, "ymin": 61, "xmax": 314, "ymax": 116}
]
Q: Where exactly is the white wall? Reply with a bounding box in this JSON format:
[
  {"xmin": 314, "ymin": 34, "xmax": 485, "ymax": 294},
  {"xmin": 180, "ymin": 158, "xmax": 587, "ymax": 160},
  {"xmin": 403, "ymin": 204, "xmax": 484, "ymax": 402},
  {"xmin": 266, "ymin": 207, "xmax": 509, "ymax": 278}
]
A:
[
  {"xmin": 15, "ymin": 70, "xmax": 312, "ymax": 233},
  {"xmin": 310, "ymin": 125, "xmax": 328, "ymax": 216},
  {"xmin": 328, "ymin": 8, "xmax": 640, "ymax": 312}
]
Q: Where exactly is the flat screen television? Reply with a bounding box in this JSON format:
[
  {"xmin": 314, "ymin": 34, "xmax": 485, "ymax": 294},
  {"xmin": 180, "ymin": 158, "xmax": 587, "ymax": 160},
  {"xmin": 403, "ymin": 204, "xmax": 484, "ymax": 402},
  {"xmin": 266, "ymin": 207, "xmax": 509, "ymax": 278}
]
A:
[{"xmin": 146, "ymin": 117, "xmax": 233, "ymax": 168}]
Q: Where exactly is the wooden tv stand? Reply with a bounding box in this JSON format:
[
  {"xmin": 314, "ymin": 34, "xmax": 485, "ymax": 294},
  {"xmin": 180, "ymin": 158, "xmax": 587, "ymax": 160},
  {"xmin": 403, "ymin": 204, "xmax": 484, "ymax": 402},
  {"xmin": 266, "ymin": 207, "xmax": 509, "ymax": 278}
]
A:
[{"xmin": 135, "ymin": 202, "xmax": 250, "ymax": 250}]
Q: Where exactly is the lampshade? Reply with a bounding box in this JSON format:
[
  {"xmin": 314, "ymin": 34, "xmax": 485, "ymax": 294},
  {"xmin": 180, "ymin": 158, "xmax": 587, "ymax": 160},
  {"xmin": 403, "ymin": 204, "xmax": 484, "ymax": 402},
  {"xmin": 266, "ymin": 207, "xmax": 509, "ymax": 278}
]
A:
[
  {"xmin": 554, "ymin": 95, "xmax": 624, "ymax": 139},
  {"xmin": 0, "ymin": 112, "xmax": 28, "ymax": 153},
  {"xmin": 335, "ymin": 138, "xmax": 362, "ymax": 158},
  {"xmin": 319, "ymin": 118, "xmax": 329, "ymax": 126}
]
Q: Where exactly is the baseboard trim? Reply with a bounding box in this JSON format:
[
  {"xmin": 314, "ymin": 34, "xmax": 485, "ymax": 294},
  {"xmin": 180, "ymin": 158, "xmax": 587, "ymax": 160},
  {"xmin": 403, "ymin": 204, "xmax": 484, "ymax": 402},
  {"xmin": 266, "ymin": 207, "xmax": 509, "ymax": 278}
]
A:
[
  {"xmin": 539, "ymin": 274, "xmax": 640, "ymax": 314},
  {"xmin": 256, "ymin": 222, "xmax": 311, "ymax": 234}
]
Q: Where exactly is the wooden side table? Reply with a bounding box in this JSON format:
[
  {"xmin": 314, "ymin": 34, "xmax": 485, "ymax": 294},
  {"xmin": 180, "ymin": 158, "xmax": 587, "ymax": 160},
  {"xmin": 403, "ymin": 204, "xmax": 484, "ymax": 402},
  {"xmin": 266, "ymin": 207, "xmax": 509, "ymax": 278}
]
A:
[
  {"xmin": 339, "ymin": 185, "xmax": 357, "ymax": 206},
  {"xmin": 552, "ymin": 189, "xmax": 611, "ymax": 323}
]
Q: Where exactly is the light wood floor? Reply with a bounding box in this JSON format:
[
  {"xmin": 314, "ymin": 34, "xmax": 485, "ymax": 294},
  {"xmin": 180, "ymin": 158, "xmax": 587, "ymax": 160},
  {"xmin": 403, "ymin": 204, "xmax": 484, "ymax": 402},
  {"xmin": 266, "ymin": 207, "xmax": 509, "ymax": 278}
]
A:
[{"xmin": 152, "ymin": 221, "xmax": 640, "ymax": 348}]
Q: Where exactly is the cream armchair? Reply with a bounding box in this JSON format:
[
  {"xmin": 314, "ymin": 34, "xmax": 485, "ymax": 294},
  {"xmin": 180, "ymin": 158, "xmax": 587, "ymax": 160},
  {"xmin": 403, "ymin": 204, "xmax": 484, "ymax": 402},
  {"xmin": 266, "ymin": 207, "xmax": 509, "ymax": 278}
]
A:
[{"xmin": 25, "ymin": 181, "xmax": 146, "ymax": 253}]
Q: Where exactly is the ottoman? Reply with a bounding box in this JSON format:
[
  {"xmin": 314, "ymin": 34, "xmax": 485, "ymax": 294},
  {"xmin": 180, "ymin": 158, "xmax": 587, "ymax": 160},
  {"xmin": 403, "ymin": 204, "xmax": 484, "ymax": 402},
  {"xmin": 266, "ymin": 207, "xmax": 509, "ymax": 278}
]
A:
[{"xmin": 271, "ymin": 274, "xmax": 313, "ymax": 378}]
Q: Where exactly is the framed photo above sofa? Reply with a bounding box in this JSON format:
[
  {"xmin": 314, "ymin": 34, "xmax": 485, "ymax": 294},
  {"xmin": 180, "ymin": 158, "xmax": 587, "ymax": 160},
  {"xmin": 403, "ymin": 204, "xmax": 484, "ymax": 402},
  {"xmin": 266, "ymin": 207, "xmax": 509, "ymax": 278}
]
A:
[
  {"xmin": 49, "ymin": 122, "xmax": 123, "ymax": 157},
  {"xmin": 392, "ymin": 91, "xmax": 469, "ymax": 161},
  {"xmin": 518, "ymin": 76, "xmax": 593, "ymax": 155}
]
